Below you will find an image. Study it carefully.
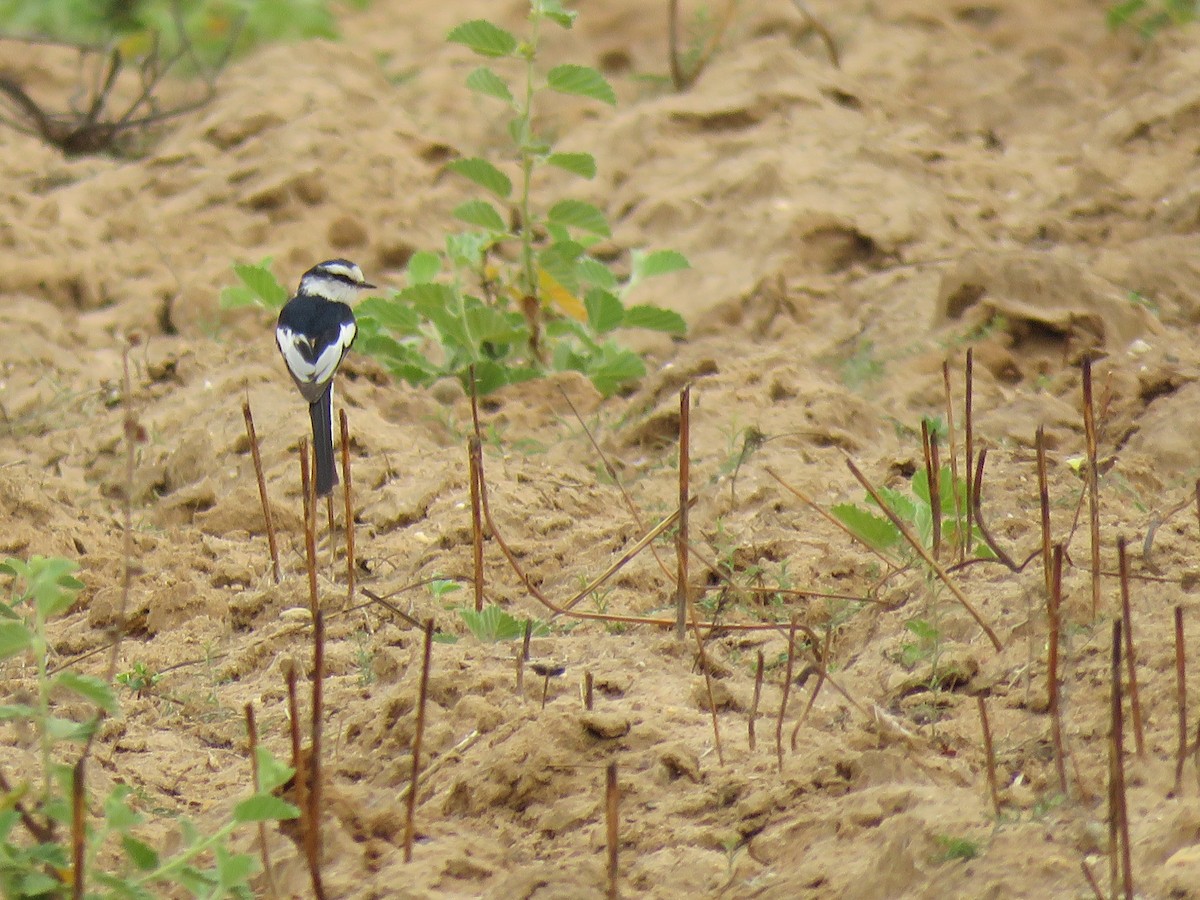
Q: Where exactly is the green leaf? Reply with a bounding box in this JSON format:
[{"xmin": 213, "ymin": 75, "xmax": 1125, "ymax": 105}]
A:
[
  {"xmin": 459, "ymin": 605, "xmax": 548, "ymax": 642},
  {"xmin": 546, "ymin": 151, "xmax": 597, "ymax": 179},
  {"xmin": 447, "ymin": 20, "xmax": 518, "ymax": 57},
  {"xmin": 233, "ymin": 794, "xmax": 301, "ymax": 823},
  {"xmin": 53, "ymin": 671, "xmax": 118, "ymax": 714},
  {"xmin": 254, "ymin": 747, "xmax": 295, "ymax": 794},
  {"xmin": 448, "ymin": 157, "xmax": 513, "ymax": 199},
  {"xmin": 582, "ymin": 348, "xmax": 645, "ymax": 396},
  {"xmin": 104, "ymin": 785, "xmax": 142, "ymax": 831},
  {"xmin": 465, "ymin": 66, "xmax": 514, "ymax": 104},
  {"xmin": 44, "ymin": 716, "xmax": 96, "ymax": 743},
  {"xmin": 585, "ymin": 289, "xmax": 624, "ymax": 334},
  {"xmin": 406, "ymin": 251, "xmax": 442, "ymax": 285},
  {"xmin": 356, "ymin": 297, "xmax": 421, "ymax": 335},
  {"xmin": 0, "ymin": 621, "xmax": 31, "ymax": 661},
  {"xmin": 831, "ymin": 504, "xmax": 900, "ymax": 554},
  {"xmin": 622, "ymin": 304, "xmax": 687, "ymax": 336},
  {"xmin": 215, "ymin": 846, "xmax": 258, "ymax": 888},
  {"xmin": 632, "ymin": 249, "xmax": 690, "ymax": 280},
  {"xmin": 536, "ymin": 0, "xmax": 578, "ymax": 28},
  {"xmin": 576, "ymin": 256, "xmax": 617, "ymax": 291},
  {"xmin": 547, "ymin": 64, "xmax": 617, "ymax": 105},
  {"xmin": 464, "ymin": 306, "xmax": 527, "ymax": 345},
  {"xmin": 454, "ymin": 199, "xmax": 509, "ymax": 233},
  {"xmin": 548, "ymin": 199, "xmax": 610, "ymax": 237},
  {"xmin": 226, "ymin": 260, "xmax": 288, "ymax": 310},
  {"xmin": 122, "ymin": 834, "xmax": 160, "ymax": 871},
  {"xmin": 0, "ymin": 703, "xmax": 36, "ymax": 719},
  {"xmin": 539, "ymin": 240, "xmax": 585, "ymax": 295}
]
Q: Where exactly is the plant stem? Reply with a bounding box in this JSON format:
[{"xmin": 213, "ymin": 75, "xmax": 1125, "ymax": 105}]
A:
[{"xmin": 518, "ymin": 5, "xmax": 541, "ymax": 302}]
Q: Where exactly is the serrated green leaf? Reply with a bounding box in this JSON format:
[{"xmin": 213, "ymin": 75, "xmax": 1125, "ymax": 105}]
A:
[
  {"xmin": 406, "ymin": 251, "xmax": 441, "ymax": 285},
  {"xmin": 254, "ymin": 747, "xmax": 294, "ymax": 794},
  {"xmin": 459, "ymin": 605, "xmax": 548, "ymax": 642},
  {"xmin": 104, "ymin": 785, "xmax": 142, "ymax": 831},
  {"xmin": 583, "ymin": 348, "xmax": 646, "ymax": 396},
  {"xmin": 44, "ymin": 716, "xmax": 95, "ymax": 743},
  {"xmin": 0, "ymin": 621, "xmax": 32, "ymax": 661},
  {"xmin": 545, "ymin": 151, "xmax": 597, "ymax": 179},
  {"xmin": 229, "ymin": 260, "xmax": 288, "ymax": 309},
  {"xmin": 548, "ymin": 199, "xmax": 610, "ymax": 237},
  {"xmin": 632, "ymin": 249, "xmax": 690, "ymax": 280},
  {"xmin": 465, "ymin": 66, "xmax": 514, "ymax": 103},
  {"xmin": 547, "ymin": 64, "xmax": 617, "ymax": 105},
  {"xmin": 454, "ymin": 199, "xmax": 509, "ymax": 233},
  {"xmin": 448, "ymin": 157, "xmax": 513, "ymax": 199},
  {"xmin": 356, "ymin": 297, "xmax": 422, "ymax": 335},
  {"xmin": 538, "ymin": 240, "xmax": 585, "ymax": 295},
  {"xmin": 53, "ymin": 671, "xmax": 118, "ymax": 714},
  {"xmin": 576, "ymin": 256, "xmax": 617, "ymax": 290},
  {"xmin": 831, "ymin": 503, "xmax": 901, "ymax": 554},
  {"xmin": 585, "ymin": 289, "xmax": 624, "ymax": 334},
  {"xmin": 447, "ymin": 20, "xmax": 518, "ymax": 57},
  {"xmin": 0, "ymin": 703, "xmax": 35, "ymax": 719},
  {"xmin": 215, "ymin": 846, "xmax": 258, "ymax": 888},
  {"xmin": 621, "ymin": 304, "xmax": 687, "ymax": 336},
  {"xmin": 233, "ymin": 794, "xmax": 300, "ymax": 823},
  {"xmin": 537, "ymin": 0, "xmax": 577, "ymax": 28},
  {"xmin": 122, "ymin": 834, "xmax": 159, "ymax": 871}
]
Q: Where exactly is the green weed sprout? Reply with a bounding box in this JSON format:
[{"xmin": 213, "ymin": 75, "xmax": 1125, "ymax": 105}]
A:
[
  {"xmin": 224, "ymin": 0, "xmax": 690, "ymax": 398},
  {"xmin": 459, "ymin": 604, "xmax": 549, "ymax": 642},
  {"xmin": 0, "ymin": 555, "xmax": 298, "ymax": 898},
  {"xmin": 1107, "ymin": 0, "xmax": 1199, "ymax": 36}
]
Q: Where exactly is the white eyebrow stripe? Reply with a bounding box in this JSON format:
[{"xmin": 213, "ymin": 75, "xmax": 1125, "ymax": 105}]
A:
[{"xmin": 276, "ymin": 321, "xmax": 357, "ymax": 387}]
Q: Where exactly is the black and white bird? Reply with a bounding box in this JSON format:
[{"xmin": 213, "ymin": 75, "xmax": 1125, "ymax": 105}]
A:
[{"xmin": 275, "ymin": 259, "xmax": 375, "ymax": 497}]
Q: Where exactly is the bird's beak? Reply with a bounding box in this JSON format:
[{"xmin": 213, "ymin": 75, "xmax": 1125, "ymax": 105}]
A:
[{"xmin": 361, "ymin": 282, "xmax": 377, "ymax": 291}]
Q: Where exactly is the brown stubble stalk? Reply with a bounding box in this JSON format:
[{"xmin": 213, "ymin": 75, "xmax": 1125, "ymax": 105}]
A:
[
  {"xmin": 845, "ymin": 457, "xmax": 1003, "ymax": 650},
  {"xmin": 1116, "ymin": 538, "xmax": 1145, "ymax": 757},
  {"xmin": 404, "ymin": 619, "xmax": 435, "ymax": 863},
  {"xmin": 1081, "ymin": 359, "xmax": 1101, "ymax": 619},
  {"xmin": 941, "ymin": 359, "xmax": 962, "ymax": 560},
  {"xmin": 749, "ymin": 650, "xmax": 764, "ymax": 751},
  {"xmin": 1109, "ymin": 621, "xmax": 1134, "ymax": 900},
  {"xmin": 676, "ymin": 386, "xmax": 691, "ymax": 641},
  {"xmin": 975, "ymin": 695, "xmax": 1000, "ymax": 816},
  {"xmin": 299, "ymin": 438, "xmax": 318, "ymax": 617},
  {"xmin": 921, "ymin": 418, "xmax": 941, "ymax": 560},
  {"xmin": 325, "ymin": 494, "xmax": 335, "ymax": 578},
  {"xmin": 339, "ymin": 409, "xmax": 355, "ymax": 606},
  {"xmin": 243, "ymin": 401, "xmax": 281, "ymax": 583},
  {"xmin": 1036, "ymin": 426, "xmax": 1052, "ymax": 598},
  {"xmin": 469, "ymin": 437, "xmax": 485, "ymax": 613},
  {"xmin": 71, "ymin": 758, "xmax": 84, "ymax": 900},
  {"xmin": 285, "ymin": 663, "xmax": 325, "ymax": 900},
  {"xmin": 1174, "ymin": 606, "xmax": 1187, "ymax": 797},
  {"xmin": 1047, "ymin": 545, "xmax": 1069, "ymax": 797},
  {"xmin": 310, "ymin": 611, "xmax": 326, "ymax": 866},
  {"xmin": 964, "ymin": 348, "xmax": 975, "ymax": 556},
  {"xmin": 776, "ymin": 618, "xmax": 798, "ymax": 773},
  {"xmin": 584, "ymin": 671, "xmax": 594, "ymax": 710},
  {"xmin": 606, "ymin": 762, "xmax": 619, "ymax": 900},
  {"xmin": 244, "ymin": 704, "xmax": 279, "ymax": 898}
]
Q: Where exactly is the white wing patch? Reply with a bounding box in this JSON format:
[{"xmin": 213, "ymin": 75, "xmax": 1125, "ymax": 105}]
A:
[{"xmin": 276, "ymin": 320, "xmax": 357, "ymax": 396}]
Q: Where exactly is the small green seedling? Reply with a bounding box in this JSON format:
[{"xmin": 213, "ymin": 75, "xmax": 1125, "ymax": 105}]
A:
[
  {"xmin": 116, "ymin": 661, "xmax": 162, "ymax": 697},
  {"xmin": 459, "ymin": 604, "xmax": 549, "ymax": 642}
]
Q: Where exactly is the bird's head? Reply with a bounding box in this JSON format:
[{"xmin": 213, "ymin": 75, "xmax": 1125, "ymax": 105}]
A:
[{"xmin": 298, "ymin": 259, "xmax": 377, "ymax": 304}]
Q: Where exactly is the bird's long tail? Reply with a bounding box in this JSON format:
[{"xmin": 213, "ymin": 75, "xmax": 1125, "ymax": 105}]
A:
[{"xmin": 310, "ymin": 385, "xmax": 337, "ymax": 497}]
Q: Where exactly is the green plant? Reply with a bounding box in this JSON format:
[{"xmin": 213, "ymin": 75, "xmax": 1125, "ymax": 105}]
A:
[
  {"xmin": 899, "ymin": 617, "xmax": 939, "ymax": 669},
  {"xmin": 1107, "ymin": 0, "xmax": 1199, "ymax": 34},
  {"xmin": 0, "ymin": 555, "xmax": 298, "ymax": 897},
  {"xmin": 932, "ymin": 834, "xmax": 980, "ymax": 863},
  {"xmin": 458, "ymin": 604, "xmax": 549, "ymax": 642},
  {"xmin": 225, "ymin": 1, "xmax": 690, "ymax": 398},
  {"xmin": 116, "ymin": 661, "xmax": 161, "ymax": 698},
  {"xmin": 831, "ymin": 462, "xmax": 994, "ymax": 564},
  {"xmin": 835, "ymin": 339, "xmax": 885, "ymax": 389}
]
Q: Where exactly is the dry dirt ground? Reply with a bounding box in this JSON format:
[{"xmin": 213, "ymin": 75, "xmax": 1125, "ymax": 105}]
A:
[{"xmin": 6, "ymin": 0, "xmax": 1200, "ymax": 897}]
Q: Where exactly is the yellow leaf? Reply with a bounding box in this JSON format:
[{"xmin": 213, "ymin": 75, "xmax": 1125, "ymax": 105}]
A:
[{"xmin": 538, "ymin": 267, "xmax": 587, "ymax": 321}]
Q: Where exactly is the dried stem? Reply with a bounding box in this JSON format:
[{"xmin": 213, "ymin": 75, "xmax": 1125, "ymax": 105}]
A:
[
  {"xmin": 310, "ymin": 611, "xmax": 325, "ymax": 864},
  {"xmin": 469, "ymin": 438, "xmax": 486, "ymax": 613},
  {"xmin": 1047, "ymin": 545, "xmax": 1069, "ymax": 796},
  {"xmin": 243, "ymin": 401, "xmax": 281, "ymax": 583},
  {"xmin": 789, "ymin": 0, "xmax": 840, "ymax": 66},
  {"xmin": 584, "ymin": 671, "xmax": 594, "ymax": 710},
  {"xmin": 71, "ymin": 758, "xmax": 84, "ymax": 900},
  {"xmin": 964, "ymin": 349, "xmax": 975, "ymax": 556},
  {"xmin": 1116, "ymin": 538, "xmax": 1145, "ymax": 757},
  {"xmin": 975, "ymin": 695, "xmax": 1000, "ymax": 816},
  {"xmin": 1174, "ymin": 606, "xmax": 1187, "ymax": 797},
  {"xmin": 970, "ymin": 450, "xmax": 1023, "ymax": 572},
  {"xmin": 676, "ymin": 386, "xmax": 691, "ymax": 641},
  {"xmin": 1109, "ymin": 620, "xmax": 1134, "ymax": 900},
  {"xmin": 245, "ymin": 704, "xmax": 279, "ymax": 898},
  {"xmin": 404, "ymin": 619, "xmax": 435, "ymax": 862},
  {"xmin": 921, "ymin": 419, "xmax": 941, "ymax": 560},
  {"xmin": 1080, "ymin": 860, "xmax": 1104, "ymax": 900},
  {"xmin": 941, "ymin": 360, "xmax": 962, "ymax": 559},
  {"xmin": 776, "ymin": 618, "xmax": 798, "ymax": 772},
  {"xmin": 606, "ymin": 762, "xmax": 619, "ymax": 900},
  {"xmin": 791, "ymin": 625, "xmax": 831, "ymax": 748},
  {"xmin": 1082, "ymin": 359, "xmax": 1101, "ymax": 619},
  {"xmin": 846, "ymin": 457, "xmax": 1003, "ymax": 650},
  {"xmin": 299, "ymin": 438, "xmax": 318, "ymax": 617},
  {"xmin": 1036, "ymin": 426, "xmax": 1052, "ymax": 598},
  {"xmin": 339, "ymin": 409, "xmax": 355, "ymax": 606},
  {"xmin": 285, "ymin": 664, "xmax": 324, "ymax": 900},
  {"xmin": 749, "ymin": 650, "xmax": 764, "ymax": 751}
]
